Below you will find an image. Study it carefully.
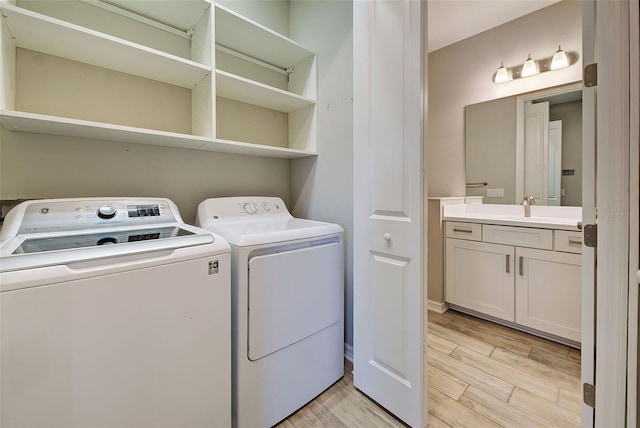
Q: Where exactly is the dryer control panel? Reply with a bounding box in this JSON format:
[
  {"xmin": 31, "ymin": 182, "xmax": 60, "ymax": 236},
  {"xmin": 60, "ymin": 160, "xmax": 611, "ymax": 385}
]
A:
[{"xmin": 197, "ymin": 197, "xmax": 290, "ymax": 224}]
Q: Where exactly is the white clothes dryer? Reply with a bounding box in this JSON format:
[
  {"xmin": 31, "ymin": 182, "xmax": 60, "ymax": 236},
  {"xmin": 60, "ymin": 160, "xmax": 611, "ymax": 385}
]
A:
[
  {"xmin": 196, "ymin": 196, "xmax": 344, "ymax": 427},
  {"xmin": 0, "ymin": 197, "xmax": 231, "ymax": 428}
]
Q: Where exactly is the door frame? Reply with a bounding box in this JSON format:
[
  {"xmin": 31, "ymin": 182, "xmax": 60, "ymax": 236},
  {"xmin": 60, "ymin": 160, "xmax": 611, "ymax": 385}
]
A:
[
  {"xmin": 626, "ymin": 0, "xmax": 639, "ymax": 425},
  {"xmin": 591, "ymin": 0, "xmax": 635, "ymax": 425}
]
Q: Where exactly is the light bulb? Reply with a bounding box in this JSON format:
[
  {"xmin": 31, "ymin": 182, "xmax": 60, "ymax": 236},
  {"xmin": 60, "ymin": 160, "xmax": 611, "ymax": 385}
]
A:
[
  {"xmin": 494, "ymin": 62, "xmax": 511, "ymax": 84},
  {"xmin": 550, "ymin": 45, "xmax": 569, "ymax": 70},
  {"xmin": 521, "ymin": 54, "xmax": 538, "ymax": 77}
]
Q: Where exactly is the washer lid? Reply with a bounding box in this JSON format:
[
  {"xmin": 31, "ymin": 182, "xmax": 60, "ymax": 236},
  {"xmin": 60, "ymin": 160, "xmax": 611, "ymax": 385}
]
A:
[
  {"xmin": 0, "ymin": 225, "xmax": 219, "ymax": 272},
  {"xmin": 201, "ymin": 217, "xmax": 343, "ymax": 246}
]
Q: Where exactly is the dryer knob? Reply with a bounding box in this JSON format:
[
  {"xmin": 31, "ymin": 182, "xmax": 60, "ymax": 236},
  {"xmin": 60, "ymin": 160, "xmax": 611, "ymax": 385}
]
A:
[
  {"xmin": 97, "ymin": 205, "xmax": 117, "ymax": 219},
  {"xmin": 243, "ymin": 202, "xmax": 257, "ymax": 215}
]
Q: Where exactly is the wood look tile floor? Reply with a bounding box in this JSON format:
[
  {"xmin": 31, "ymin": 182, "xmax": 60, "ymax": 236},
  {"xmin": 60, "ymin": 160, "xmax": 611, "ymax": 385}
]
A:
[{"xmin": 277, "ymin": 310, "xmax": 581, "ymax": 428}]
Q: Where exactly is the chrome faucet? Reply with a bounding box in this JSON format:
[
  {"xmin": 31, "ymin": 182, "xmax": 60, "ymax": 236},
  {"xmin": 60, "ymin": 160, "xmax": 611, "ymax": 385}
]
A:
[{"xmin": 523, "ymin": 195, "xmax": 535, "ymax": 217}]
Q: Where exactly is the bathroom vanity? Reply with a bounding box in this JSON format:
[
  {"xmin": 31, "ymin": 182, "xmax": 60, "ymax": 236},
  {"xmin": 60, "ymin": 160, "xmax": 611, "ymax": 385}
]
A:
[{"xmin": 443, "ymin": 203, "xmax": 582, "ymax": 345}]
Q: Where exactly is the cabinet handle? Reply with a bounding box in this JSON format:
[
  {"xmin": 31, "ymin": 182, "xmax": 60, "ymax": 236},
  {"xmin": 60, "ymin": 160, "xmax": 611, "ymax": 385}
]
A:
[
  {"xmin": 568, "ymin": 238, "xmax": 582, "ymax": 247},
  {"xmin": 453, "ymin": 227, "xmax": 473, "ymax": 234},
  {"xmin": 506, "ymin": 254, "xmax": 510, "ymax": 273},
  {"xmin": 519, "ymin": 256, "xmax": 524, "ymax": 276}
]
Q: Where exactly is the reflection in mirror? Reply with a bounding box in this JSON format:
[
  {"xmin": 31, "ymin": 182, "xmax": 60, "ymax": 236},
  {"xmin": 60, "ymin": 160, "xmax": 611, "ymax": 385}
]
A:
[{"xmin": 465, "ymin": 84, "xmax": 582, "ymax": 206}]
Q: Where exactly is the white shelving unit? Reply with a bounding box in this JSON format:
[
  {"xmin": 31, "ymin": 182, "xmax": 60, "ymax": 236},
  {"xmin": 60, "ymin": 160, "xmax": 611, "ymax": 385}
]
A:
[{"xmin": 0, "ymin": 0, "xmax": 317, "ymax": 159}]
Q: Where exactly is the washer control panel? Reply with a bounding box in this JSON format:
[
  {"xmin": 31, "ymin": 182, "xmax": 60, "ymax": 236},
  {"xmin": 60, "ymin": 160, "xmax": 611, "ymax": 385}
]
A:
[{"xmin": 14, "ymin": 199, "xmax": 178, "ymax": 235}]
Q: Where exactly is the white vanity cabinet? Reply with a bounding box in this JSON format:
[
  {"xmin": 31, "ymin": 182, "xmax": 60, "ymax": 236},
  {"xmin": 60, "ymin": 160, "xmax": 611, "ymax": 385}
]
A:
[
  {"xmin": 445, "ymin": 239, "xmax": 515, "ymax": 322},
  {"xmin": 515, "ymin": 247, "xmax": 581, "ymax": 342},
  {"xmin": 0, "ymin": 0, "xmax": 317, "ymax": 159},
  {"xmin": 445, "ymin": 221, "xmax": 582, "ymax": 344}
]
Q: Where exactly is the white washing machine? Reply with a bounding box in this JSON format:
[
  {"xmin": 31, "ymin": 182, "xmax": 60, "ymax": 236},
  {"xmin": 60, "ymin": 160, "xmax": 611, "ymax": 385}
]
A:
[
  {"xmin": 196, "ymin": 196, "xmax": 344, "ymax": 427},
  {"xmin": 0, "ymin": 197, "xmax": 231, "ymax": 428}
]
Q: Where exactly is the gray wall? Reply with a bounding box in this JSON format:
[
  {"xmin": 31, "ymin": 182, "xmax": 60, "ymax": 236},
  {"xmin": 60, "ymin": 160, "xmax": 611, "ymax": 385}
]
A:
[
  {"xmin": 289, "ymin": 0, "xmax": 354, "ymax": 348},
  {"xmin": 0, "ymin": 129, "xmax": 290, "ymax": 224},
  {"xmin": 465, "ymin": 96, "xmax": 517, "ymax": 203},
  {"xmin": 428, "ymin": 0, "xmax": 583, "ymax": 198}
]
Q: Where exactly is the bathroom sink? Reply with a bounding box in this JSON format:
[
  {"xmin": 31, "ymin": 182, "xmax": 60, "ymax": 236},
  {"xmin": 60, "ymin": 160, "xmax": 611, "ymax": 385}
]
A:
[{"xmin": 495, "ymin": 215, "xmax": 561, "ymax": 223}]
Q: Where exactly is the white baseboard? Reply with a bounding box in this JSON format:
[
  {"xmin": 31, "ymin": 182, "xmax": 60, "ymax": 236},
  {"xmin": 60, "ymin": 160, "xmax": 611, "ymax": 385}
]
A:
[
  {"xmin": 428, "ymin": 300, "xmax": 449, "ymax": 314},
  {"xmin": 344, "ymin": 343, "xmax": 353, "ymax": 362}
]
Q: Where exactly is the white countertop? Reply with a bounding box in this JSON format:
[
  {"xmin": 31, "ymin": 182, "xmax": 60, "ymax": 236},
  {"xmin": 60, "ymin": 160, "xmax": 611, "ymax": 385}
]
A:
[{"xmin": 443, "ymin": 203, "xmax": 582, "ymax": 231}]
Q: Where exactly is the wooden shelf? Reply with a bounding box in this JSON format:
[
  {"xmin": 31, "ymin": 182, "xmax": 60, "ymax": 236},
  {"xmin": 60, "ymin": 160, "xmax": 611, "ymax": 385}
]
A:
[
  {"xmin": 0, "ymin": 4, "xmax": 210, "ymax": 89},
  {"xmin": 214, "ymin": 4, "xmax": 314, "ymax": 69},
  {"xmin": 0, "ymin": 110, "xmax": 317, "ymax": 159},
  {"xmin": 216, "ymin": 70, "xmax": 314, "ymax": 113}
]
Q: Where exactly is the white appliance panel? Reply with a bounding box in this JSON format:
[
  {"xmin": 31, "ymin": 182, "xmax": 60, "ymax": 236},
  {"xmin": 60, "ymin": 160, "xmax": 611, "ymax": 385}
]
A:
[
  {"xmin": 247, "ymin": 242, "xmax": 342, "ymax": 360},
  {"xmin": 1, "ymin": 254, "xmax": 231, "ymax": 428}
]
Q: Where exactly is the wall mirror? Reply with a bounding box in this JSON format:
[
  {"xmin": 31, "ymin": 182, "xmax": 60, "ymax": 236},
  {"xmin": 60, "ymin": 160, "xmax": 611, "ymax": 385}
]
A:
[{"xmin": 465, "ymin": 82, "xmax": 583, "ymax": 206}]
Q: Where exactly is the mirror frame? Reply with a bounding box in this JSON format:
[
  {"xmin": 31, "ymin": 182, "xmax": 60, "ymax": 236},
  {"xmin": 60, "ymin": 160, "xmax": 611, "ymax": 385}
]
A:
[{"xmin": 515, "ymin": 81, "xmax": 583, "ymax": 203}]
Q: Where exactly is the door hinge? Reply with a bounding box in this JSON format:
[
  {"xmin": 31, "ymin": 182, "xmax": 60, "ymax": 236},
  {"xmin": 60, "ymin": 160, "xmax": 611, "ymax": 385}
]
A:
[
  {"xmin": 583, "ymin": 224, "xmax": 597, "ymax": 248},
  {"xmin": 583, "ymin": 383, "xmax": 596, "ymax": 408},
  {"xmin": 584, "ymin": 63, "xmax": 597, "ymax": 87}
]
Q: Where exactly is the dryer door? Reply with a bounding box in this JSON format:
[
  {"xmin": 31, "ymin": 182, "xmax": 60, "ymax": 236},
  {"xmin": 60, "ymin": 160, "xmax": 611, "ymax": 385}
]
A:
[{"xmin": 247, "ymin": 241, "xmax": 342, "ymax": 361}]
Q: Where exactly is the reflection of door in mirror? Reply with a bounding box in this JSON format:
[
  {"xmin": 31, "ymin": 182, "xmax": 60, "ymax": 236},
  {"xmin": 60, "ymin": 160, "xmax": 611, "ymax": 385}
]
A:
[
  {"xmin": 523, "ymin": 101, "xmax": 550, "ymax": 205},
  {"xmin": 524, "ymin": 102, "xmax": 565, "ymax": 206},
  {"xmin": 548, "ymin": 121, "xmax": 563, "ymax": 206}
]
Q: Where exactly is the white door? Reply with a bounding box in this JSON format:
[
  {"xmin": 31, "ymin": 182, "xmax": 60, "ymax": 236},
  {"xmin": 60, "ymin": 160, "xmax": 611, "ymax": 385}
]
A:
[
  {"xmin": 547, "ymin": 120, "xmax": 562, "ymax": 206},
  {"xmin": 353, "ymin": 0, "xmax": 426, "ymax": 427},
  {"xmin": 523, "ymin": 101, "xmax": 550, "ymax": 204}
]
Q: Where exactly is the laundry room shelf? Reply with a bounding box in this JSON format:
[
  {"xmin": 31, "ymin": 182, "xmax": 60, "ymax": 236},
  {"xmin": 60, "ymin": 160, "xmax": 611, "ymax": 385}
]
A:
[
  {"xmin": 0, "ymin": 110, "xmax": 210, "ymax": 149},
  {"xmin": 0, "ymin": 4, "xmax": 211, "ymax": 89},
  {"xmin": 214, "ymin": 4, "xmax": 314, "ymax": 70},
  {"xmin": 0, "ymin": 110, "xmax": 317, "ymax": 159},
  {"xmin": 216, "ymin": 71, "xmax": 315, "ymax": 113},
  {"xmin": 206, "ymin": 138, "xmax": 317, "ymax": 159},
  {"xmin": 1, "ymin": 2, "xmax": 317, "ymax": 159}
]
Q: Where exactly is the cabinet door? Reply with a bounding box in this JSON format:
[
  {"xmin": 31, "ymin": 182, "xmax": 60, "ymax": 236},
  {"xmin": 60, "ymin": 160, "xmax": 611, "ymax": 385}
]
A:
[
  {"xmin": 515, "ymin": 247, "xmax": 581, "ymax": 342},
  {"xmin": 445, "ymin": 239, "xmax": 515, "ymax": 322}
]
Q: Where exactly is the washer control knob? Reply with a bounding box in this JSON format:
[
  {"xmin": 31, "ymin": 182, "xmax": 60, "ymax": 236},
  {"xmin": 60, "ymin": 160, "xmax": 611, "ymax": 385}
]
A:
[
  {"xmin": 243, "ymin": 202, "xmax": 257, "ymax": 215},
  {"xmin": 262, "ymin": 202, "xmax": 271, "ymax": 211},
  {"xmin": 97, "ymin": 205, "xmax": 117, "ymax": 219}
]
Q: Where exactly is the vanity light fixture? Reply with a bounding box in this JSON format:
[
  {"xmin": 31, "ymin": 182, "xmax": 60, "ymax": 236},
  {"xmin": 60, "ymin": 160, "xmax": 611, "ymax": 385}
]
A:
[
  {"xmin": 493, "ymin": 46, "xmax": 576, "ymax": 84},
  {"xmin": 550, "ymin": 45, "xmax": 569, "ymax": 70},
  {"xmin": 521, "ymin": 54, "xmax": 538, "ymax": 77}
]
